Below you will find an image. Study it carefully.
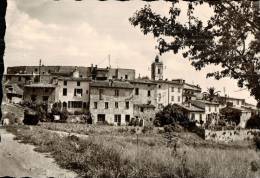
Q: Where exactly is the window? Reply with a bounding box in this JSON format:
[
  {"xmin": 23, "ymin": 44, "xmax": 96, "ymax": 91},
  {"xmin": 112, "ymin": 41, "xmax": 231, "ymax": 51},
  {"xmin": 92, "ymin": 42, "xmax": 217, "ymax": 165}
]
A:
[
  {"xmin": 70, "ymin": 101, "xmax": 83, "ymax": 108},
  {"xmin": 74, "ymin": 88, "xmax": 83, "ymax": 96},
  {"xmin": 147, "ymin": 90, "xmax": 151, "ymax": 97},
  {"xmin": 77, "ymin": 81, "xmax": 80, "ymax": 86},
  {"xmin": 178, "ymin": 88, "xmax": 181, "ymax": 93},
  {"xmin": 64, "ymin": 81, "xmax": 67, "ymax": 86},
  {"xmin": 114, "ymin": 115, "xmax": 121, "ymax": 123},
  {"xmin": 99, "ymin": 89, "xmax": 104, "ymax": 100},
  {"xmin": 141, "ymin": 107, "xmax": 144, "ymax": 112},
  {"xmin": 126, "ymin": 101, "xmax": 129, "ymax": 109},
  {"xmin": 34, "ymin": 68, "xmax": 38, "ymax": 72},
  {"xmin": 86, "ymin": 90, "xmax": 89, "ymax": 95},
  {"xmin": 125, "ymin": 75, "xmax": 128, "ymax": 80},
  {"xmin": 42, "ymin": 96, "xmax": 48, "ymax": 102},
  {"xmin": 63, "ymin": 102, "xmax": 67, "ymax": 108},
  {"xmin": 171, "ymin": 96, "xmax": 174, "ymax": 102},
  {"xmin": 115, "ymin": 89, "xmax": 119, "ymax": 97},
  {"xmin": 94, "ymin": 102, "xmax": 98, "ymax": 109},
  {"xmin": 178, "ymin": 96, "xmax": 181, "ymax": 102},
  {"xmin": 115, "ymin": 102, "xmax": 118, "ymax": 109},
  {"xmin": 200, "ymin": 114, "xmax": 202, "ymax": 120},
  {"xmin": 215, "ymin": 106, "xmax": 217, "ymax": 112},
  {"xmin": 158, "ymin": 85, "xmax": 161, "ymax": 89},
  {"xmin": 237, "ymin": 100, "xmax": 239, "ymax": 105},
  {"xmin": 18, "ymin": 76, "xmax": 21, "ymax": 81},
  {"xmin": 191, "ymin": 113, "xmax": 195, "ymax": 120},
  {"xmin": 209, "ymin": 106, "xmax": 211, "ymax": 112},
  {"xmin": 135, "ymin": 88, "xmax": 139, "ymax": 95},
  {"xmin": 171, "ymin": 87, "xmax": 174, "ymax": 92},
  {"xmin": 97, "ymin": 114, "xmax": 105, "ymax": 122},
  {"xmin": 63, "ymin": 88, "xmax": 67, "ymax": 96},
  {"xmin": 44, "ymin": 88, "xmax": 49, "ymax": 93},
  {"xmin": 105, "ymin": 102, "xmax": 109, "ymax": 109},
  {"xmin": 158, "ymin": 68, "xmax": 161, "ymax": 74},
  {"xmin": 125, "ymin": 115, "xmax": 130, "ymax": 123},
  {"xmin": 83, "ymin": 102, "xmax": 87, "ymax": 108}
]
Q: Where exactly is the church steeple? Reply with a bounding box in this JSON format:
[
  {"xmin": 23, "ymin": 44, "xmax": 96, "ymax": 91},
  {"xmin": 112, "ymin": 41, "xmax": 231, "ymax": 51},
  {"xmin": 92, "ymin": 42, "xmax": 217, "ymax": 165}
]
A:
[{"xmin": 151, "ymin": 55, "xmax": 163, "ymax": 80}]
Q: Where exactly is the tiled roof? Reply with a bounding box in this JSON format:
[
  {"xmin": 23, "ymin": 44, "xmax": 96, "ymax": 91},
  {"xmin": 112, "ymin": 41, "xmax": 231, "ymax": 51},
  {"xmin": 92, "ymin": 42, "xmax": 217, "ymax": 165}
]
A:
[
  {"xmin": 24, "ymin": 83, "xmax": 56, "ymax": 88},
  {"xmin": 134, "ymin": 104, "xmax": 156, "ymax": 108},
  {"xmin": 183, "ymin": 83, "xmax": 201, "ymax": 91},
  {"xmin": 153, "ymin": 79, "xmax": 183, "ymax": 85},
  {"xmin": 129, "ymin": 79, "xmax": 157, "ymax": 85},
  {"xmin": 174, "ymin": 103, "xmax": 205, "ymax": 112},
  {"xmin": 192, "ymin": 100, "xmax": 219, "ymax": 105},
  {"xmin": 90, "ymin": 80, "xmax": 134, "ymax": 89},
  {"xmin": 58, "ymin": 77, "xmax": 91, "ymax": 81}
]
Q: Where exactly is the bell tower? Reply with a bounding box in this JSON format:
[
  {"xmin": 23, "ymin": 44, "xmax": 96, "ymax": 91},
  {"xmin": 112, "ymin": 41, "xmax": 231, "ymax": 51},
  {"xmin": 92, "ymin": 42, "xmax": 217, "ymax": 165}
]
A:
[{"xmin": 151, "ymin": 55, "xmax": 163, "ymax": 80}]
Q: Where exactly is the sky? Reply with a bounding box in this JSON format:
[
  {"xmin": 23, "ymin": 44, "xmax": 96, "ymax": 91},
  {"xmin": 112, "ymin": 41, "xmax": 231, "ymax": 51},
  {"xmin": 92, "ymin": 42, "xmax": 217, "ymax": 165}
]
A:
[{"xmin": 5, "ymin": 0, "xmax": 257, "ymax": 105}]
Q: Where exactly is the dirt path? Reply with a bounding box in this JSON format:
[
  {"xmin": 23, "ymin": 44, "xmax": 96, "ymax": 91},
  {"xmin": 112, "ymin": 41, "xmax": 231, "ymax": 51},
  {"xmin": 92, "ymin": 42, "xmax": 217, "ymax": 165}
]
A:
[{"xmin": 0, "ymin": 128, "xmax": 78, "ymax": 178}]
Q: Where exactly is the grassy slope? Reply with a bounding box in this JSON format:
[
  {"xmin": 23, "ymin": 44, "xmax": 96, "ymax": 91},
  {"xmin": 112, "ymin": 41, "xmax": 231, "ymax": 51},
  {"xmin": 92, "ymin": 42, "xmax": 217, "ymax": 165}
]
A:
[{"xmin": 6, "ymin": 125, "xmax": 260, "ymax": 178}]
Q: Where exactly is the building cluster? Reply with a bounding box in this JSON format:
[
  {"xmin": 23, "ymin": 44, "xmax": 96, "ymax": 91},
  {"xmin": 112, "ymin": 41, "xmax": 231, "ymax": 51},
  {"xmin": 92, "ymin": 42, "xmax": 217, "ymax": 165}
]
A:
[{"xmin": 3, "ymin": 56, "xmax": 258, "ymax": 127}]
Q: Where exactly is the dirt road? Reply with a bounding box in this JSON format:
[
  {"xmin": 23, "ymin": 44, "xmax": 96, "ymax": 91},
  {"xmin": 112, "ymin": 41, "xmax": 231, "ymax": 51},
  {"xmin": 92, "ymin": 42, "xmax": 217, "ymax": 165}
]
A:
[{"xmin": 0, "ymin": 128, "xmax": 78, "ymax": 178}]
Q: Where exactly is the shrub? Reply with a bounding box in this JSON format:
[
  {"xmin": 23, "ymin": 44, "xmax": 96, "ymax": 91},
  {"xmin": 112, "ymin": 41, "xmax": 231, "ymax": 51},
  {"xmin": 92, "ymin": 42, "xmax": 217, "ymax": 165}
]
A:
[
  {"xmin": 23, "ymin": 109, "xmax": 39, "ymax": 125},
  {"xmin": 154, "ymin": 104, "xmax": 194, "ymax": 129},
  {"xmin": 254, "ymin": 136, "xmax": 260, "ymax": 150},
  {"xmin": 246, "ymin": 115, "xmax": 260, "ymax": 129}
]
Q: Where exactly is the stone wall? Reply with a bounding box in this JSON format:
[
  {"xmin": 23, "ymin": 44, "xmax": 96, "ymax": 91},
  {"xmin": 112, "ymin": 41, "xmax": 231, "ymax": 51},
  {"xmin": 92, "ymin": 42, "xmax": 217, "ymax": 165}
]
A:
[{"xmin": 205, "ymin": 129, "xmax": 260, "ymax": 142}]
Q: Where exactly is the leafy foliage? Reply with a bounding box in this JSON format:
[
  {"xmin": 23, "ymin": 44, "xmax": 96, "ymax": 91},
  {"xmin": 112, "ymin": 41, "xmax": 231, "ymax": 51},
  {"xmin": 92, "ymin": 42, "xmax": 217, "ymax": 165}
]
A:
[
  {"xmin": 154, "ymin": 104, "xmax": 195, "ymax": 129},
  {"xmin": 130, "ymin": 1, "xmax": 260, "ymax": 103},
  {"xmin": 246, "ymin": 114, "xmax": 260, "ymax": 129}
]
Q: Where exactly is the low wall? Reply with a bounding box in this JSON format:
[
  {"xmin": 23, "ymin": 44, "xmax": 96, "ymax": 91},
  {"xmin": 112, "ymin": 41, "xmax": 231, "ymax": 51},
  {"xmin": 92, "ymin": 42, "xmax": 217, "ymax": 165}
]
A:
[{"xmin": 205, "ymin": 129, "xmax": 260, "ymax": 142}]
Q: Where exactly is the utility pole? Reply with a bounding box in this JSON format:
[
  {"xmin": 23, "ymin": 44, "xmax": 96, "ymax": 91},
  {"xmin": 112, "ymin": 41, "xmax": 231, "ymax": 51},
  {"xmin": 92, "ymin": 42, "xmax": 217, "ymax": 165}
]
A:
[{"xmin": 108, "ymin": 54, "xmax": 111, "ymax": 68}]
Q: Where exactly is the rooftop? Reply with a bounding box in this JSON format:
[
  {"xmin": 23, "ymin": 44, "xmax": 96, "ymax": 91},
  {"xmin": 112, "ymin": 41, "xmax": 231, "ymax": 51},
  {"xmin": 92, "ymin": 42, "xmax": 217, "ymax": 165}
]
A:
[
  {"xmin": 183, "ymin": 83, "xmax": 201, "ymax": 91},
  {"xmin": 24, "ymin": 83, "xmax": 56, "ymax": 88},
  {"xmin": 90, "ymin": 80, "xmax": 134, "ymax": 89},
  {"xmin": 174, "ymin": 103, "xmax": 205, "ymax": 112},
  {"xmin": 134, "ymin": 104, "xmax": 156, "ymax": 108}
]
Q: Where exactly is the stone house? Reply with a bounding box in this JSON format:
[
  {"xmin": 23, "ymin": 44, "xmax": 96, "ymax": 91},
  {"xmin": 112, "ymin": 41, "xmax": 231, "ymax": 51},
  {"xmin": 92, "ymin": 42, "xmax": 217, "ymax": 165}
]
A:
[
  {"xmin": 130, "ymin": 79, "xmax": 157, "ymax": 124},
  {"xmin": 4, "ymin": 83, "xmax": 23, "ymax": 104},
  {"xmin": 23, "ymin": 83, "xmax": 56, "ymax": 111},
  {"xmin": 155, "ymin": 80, "xmax": 184, "ymax": 109},
  {"xmin": 173, "ymin": 103, "xmax": 206, "ymax": 124},
  {"xmin": 89, "ymin": 80, "xmax": 134, "ymax": 126},
  {"xmin": 55, "ymin": 77, "xmax": 90, "ymax": 114},
  {"xmin": 182, "ymin": 83, "xmax": 202, "ymax": 102}
]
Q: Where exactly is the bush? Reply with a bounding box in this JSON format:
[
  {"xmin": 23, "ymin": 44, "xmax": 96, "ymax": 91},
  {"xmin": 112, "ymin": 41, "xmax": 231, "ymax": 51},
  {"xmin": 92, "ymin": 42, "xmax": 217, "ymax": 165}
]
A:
[
  {"xmin": 254, "ymin": 136, "xmax": 260, "ymax": 150},
  {"xmin": 154, "ymin": 104, "xmax": 194, "ymax": 129},
  {"xmin": 246, "ymin": 115, "xmax": 260, "ymax": 129},
  {"xmin": 23, "ymin": 109, "xmax": 39, "ymax": 125}
]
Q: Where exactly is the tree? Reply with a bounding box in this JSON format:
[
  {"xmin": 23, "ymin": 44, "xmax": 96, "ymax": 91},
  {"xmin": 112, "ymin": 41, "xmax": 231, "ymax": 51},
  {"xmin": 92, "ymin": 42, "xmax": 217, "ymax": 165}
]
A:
[
  {"xmin": 130, "ymin": 1, "xmax": 260, "ymax": 103},
  {"xmin": 202, "ymin": 87, "xmax": 220, "ymax": 101}
]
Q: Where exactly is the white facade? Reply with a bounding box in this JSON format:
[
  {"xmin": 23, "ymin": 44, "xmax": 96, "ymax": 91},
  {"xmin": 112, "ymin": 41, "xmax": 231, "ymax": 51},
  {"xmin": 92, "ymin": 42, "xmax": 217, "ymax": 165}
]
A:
[
  {"xmin": 55, "ymin": 78, "xmax": 90, "ymax": 113},
  {"xmin": 156, "ymin": 81, "xmax": 183, "ymax": 108}
]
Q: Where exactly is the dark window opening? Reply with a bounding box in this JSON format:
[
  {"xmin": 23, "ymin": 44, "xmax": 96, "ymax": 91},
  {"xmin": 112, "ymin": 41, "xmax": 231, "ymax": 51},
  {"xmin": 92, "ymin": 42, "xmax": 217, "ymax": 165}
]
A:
[
  {"xmin": 64, "ymin": 81, "xmax": 67, "ymax": 86},
  {"xmin": 126, "ymin": 102, "xmax": 129, "ymax": 109},
  {"xmin": 105, "ymin": 102, "xmax": 109, "ymax": 109},
  {"xmin": 135, "ymin": 88, "xmax": 139, "ymax": 95},
  {"xmin": 77, "ymin": 81, "xmax": 80, "ymax": 86},
  {"xmin": 115, "ymin": 102, "xmax": 118, "ymax": 109},
  {"xmin": 63, "ymin": 88, "xmax": 67, "ymax": 96},
  {"xmin": 115, "ymin": 89, "xmax": 119, "ymax": 96},
  {"xmin": 74, "ymin": 88, "xmax": 83, "ymax": 96},
  {"xmin": 94, "ymin": 102, "xmax": 98, "ymax": 109},
  {"xmin": 148, "ymin": 90, "xmax": 151, "ymax": 97},
  {"xmin": 125, "ymin": 115, "xmax": 130, "ymax": 123}
]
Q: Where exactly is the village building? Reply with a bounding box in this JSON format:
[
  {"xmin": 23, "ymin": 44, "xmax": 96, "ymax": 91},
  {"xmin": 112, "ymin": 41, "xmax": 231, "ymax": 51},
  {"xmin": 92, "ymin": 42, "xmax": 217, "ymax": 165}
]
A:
[
  {"xmin": 190, "ymin": 100, "xmax": 220, "ymax": 124},
  {"xmin": 90, "ymin": 65, "xmax": 135, "ymax": 81},
  {"xmin": 155, "ymin": 80, "xmax": 184, "ymax": 109},
  {"xmin": 174, "ymin": 103, "xmax": 206, "ymax": 124},
  {"xmin": 23, "ymin": 83, "xmax": 56, "ymax": 112},
  {"xmin": 182, "ymin": 83, "xmax": 202, "ymax": 102},
  {"xmin": 89, "ymin": 80, "xmax": 134, "ymax": 126},
  {"xmin": 129, "ymin": 79, "xmax": 157, "ymax": 124},
  {"xmin": 4, "ymin": 83, "xmax": 23, "ymax": 104},
  {"xmin": 54, "ymin": 77, "xmax": 90, "ymax": 114}
]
